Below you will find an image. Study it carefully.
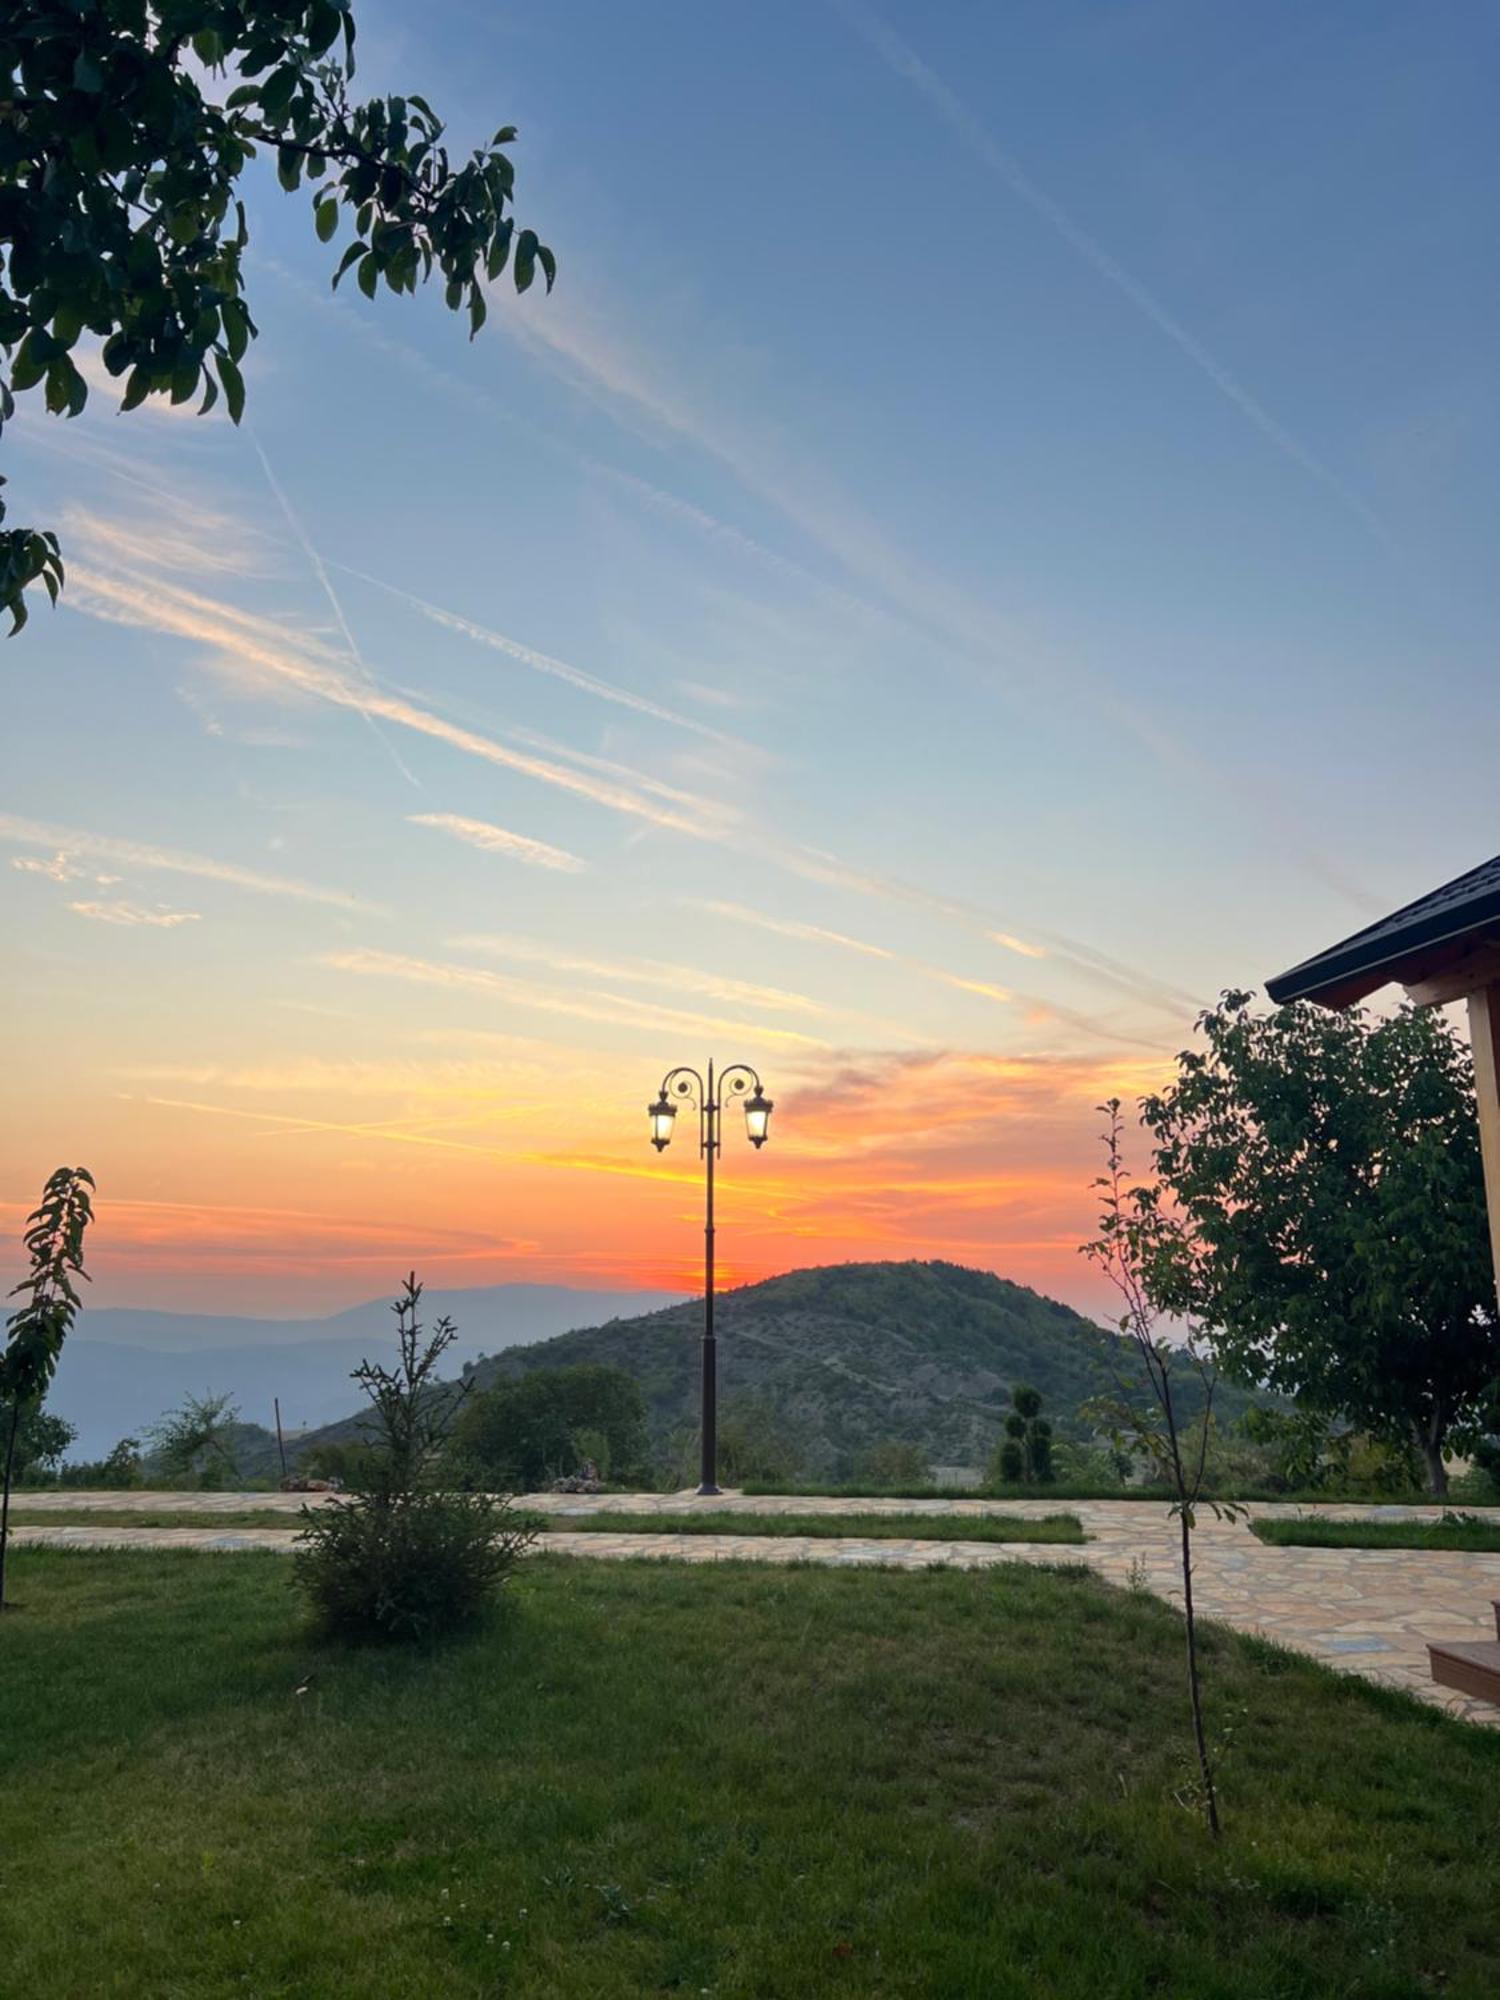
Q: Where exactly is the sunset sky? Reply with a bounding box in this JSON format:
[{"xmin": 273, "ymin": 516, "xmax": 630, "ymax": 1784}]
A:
[{"xmin": 3, "ymin": 0, "xmax": 1497, "ymax": 1321}]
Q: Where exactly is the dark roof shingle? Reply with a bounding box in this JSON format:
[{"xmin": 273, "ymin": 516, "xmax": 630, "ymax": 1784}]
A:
[{"xmin": 1266, "ymin": 854, "xmax": 1500, "ymax": 1006}]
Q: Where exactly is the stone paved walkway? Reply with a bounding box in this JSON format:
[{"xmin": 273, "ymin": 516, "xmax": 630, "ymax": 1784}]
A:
[{"xmin": 14, "ymin": 1490, "xmax": 1500, "ymax": 1726}]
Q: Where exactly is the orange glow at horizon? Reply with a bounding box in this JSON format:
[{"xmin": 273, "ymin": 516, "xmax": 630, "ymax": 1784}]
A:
[{"xmin": 0, "ymin": 1043, "xmax": 1174, "ymax": 1322}]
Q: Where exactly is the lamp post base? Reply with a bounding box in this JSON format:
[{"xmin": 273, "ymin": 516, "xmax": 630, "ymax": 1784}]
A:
[{"xmin": 696, "ymin": 1481, "xmax": 722, "ymax": 1498}]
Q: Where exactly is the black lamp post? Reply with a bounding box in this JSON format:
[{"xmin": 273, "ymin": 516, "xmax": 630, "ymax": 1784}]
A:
[{"xmin": 648, "ymin": 1061, "xmax": 773, "ymax": 1496}]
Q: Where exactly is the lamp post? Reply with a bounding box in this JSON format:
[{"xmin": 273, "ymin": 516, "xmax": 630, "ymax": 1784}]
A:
[{"xmin": 648, "ymin": 1061, "xmax": 773, "ymax": 1496}]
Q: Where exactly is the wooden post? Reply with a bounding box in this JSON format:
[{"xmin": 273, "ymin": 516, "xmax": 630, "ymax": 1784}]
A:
[{"xmin": 1466, "ymin": 983, "xmax": 1500, "ymax": 1310}]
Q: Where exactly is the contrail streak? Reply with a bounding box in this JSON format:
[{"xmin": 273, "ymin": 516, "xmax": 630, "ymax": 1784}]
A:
[
  {"xmin": 250, "ymin": 432, "xmax": 422, "ymax": 787},
  {"xmin": 832, "ymin": 0, "xmax": 1393, "ymax": 551}
]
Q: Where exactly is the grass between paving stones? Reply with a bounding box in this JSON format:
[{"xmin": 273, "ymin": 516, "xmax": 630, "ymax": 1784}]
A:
[
  {"xmin": 1253, "ymin": 1514, "xmax": 1500, "ymax": 1554},
  {"xmin": 544, "ymin": 1511, "xmax": 1086, "ymax": 1543},
  {"xmin": 2, "ymin": 1551, "xmax": 1499, "ymax": 1999},
  {"xmin": 7, "ymin": 1508, "xmax": 1087, "ymax": 1543}
]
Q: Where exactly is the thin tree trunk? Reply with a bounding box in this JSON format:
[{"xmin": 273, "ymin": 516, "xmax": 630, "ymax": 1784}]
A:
[
  {"xmin": 1421, "ymin": 1438, "xmax": 1449, "ymax": 1498},
  {"xmin": 1179, "ymin": 1504, "xmax": 1220, "ymax": 1838},
  {"xmin": 0, "ymin": 1397, "xmax": 21, "ymax": 1614}
]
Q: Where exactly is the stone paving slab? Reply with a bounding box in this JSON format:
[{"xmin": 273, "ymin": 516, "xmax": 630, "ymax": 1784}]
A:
[{"xmin": 13, "ymin": 1492, "xmax": 1500, "ymax": 1727}]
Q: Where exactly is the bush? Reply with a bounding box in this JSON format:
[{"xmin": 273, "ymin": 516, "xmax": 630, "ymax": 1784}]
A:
[
  {"xmin": 852, "ymin": 1439, "xmax": 933, "ymax": 1488},
  {"xmin": 986, "ymin": 1384, "xmax": 1055, "ymax": 1488},
  {"xmin": 294, "ymin": 1274, "xmax": 535, "ymax": 1641},
  {"xmin": 54, "ymin": 1436, "xmax": 143, "ymax": 1488},
  {"xmin": 295, "ymin": 1490, "xmax": 534, "ymax": 1642},
  {"xmin": 452, "ymin": 1363, "xmax": 648, "ymax": 1491}
]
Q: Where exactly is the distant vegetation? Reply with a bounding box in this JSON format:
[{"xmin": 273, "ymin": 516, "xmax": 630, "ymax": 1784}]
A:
[{"xmin": 460, "ymin": 1261, "xmax": 1264, "ymax": 1483}]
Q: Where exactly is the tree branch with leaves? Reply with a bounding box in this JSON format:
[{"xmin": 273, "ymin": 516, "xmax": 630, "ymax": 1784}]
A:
[
  {"xmin": 0, "ymin": 0, "xmax": 555, "ymax": 631},
  {"xmin": 1, "ymin": 1164, "xmax": 95, "ymax": 1609}
]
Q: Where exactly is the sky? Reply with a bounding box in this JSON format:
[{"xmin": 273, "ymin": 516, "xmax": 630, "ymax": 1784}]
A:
[{"xmin": 3, "ymin": 0, "xmax": 1497, "ymax": 1320}]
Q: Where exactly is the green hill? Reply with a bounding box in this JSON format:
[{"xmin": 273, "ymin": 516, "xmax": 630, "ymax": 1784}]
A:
[{"xmin": 458, "ymin": 1259, "xmax": 1262, "ymax": 1477}]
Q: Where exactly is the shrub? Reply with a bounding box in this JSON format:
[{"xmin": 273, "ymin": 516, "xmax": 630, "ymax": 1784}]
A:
[
  {"xmin": 55, "ymin": 1436, "xmax": 143, "ymax": 1489},
  {"xmin": 986, "ymin": 1384, "xmax": 1055, "ymax": 1487},
  {"xmin": 852, "ymin": 1439, "xmax": 933, "ymax": 1488},
  {"xmin": 294, "ymin": 1274, "xmax": 534, "ymax": 1641},
  {"xmin": 296, "ymin": 1489, "xmax": 534, "ymax": 1642}
]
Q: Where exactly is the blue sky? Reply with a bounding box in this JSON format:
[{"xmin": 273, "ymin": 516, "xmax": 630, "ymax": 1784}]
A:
[{"xmin": 3, "ymin": 0, "xmax": 1496, "ymax": 1314}]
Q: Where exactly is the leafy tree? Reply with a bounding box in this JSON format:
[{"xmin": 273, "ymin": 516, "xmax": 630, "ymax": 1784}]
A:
[
  {"xmin": 0, "ymin": 0, "xmax": 555, "ymax": 632},
  {"xmin": 147, "ymin": 1388, "xmax": 241, "ymax": 1487},
  {"xmin": 1, "ymin": 1165, "xmax": 95, "ymax": 1609},
  {"xmin": 9, "ymin": 1403, "xmax": 77, "ymax": 1483},
  {"xmin": 295, "ymin": 1274, "xmax": 533, "ymax": 1639},
  {"xmin": 1138, "ymin": 992, "xmax": 1499, "ymax": 1496},
  {"xmin": 453, "ymin": 1364, "xmax": 647, "ymax": 1492}
]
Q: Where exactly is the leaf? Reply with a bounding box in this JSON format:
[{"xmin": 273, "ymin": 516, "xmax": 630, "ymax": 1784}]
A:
[
  {"xmin": 315, "ymin": 197, "xmax": 339, "ymax": 244},
  {"xmin": 537, "ymin": 245, "xmax": 557, "ymax": 293},
  {"xmin": 120, "ymin": 365, "xmax": 153, "ymax": 413},
  {"xmin": 215, "ymin": 352, "xmax": 245, "ymax": 424},
  {"xmin": 356, "ymin": 253, "xmax": 379, "ymax": 301},
  {"xmin": 331, "ymin": 241, "xmax": 367, "ymax": 289},
  {"xmin": 260, "ymin": 64, "xmax": 300, "ymax": 119},
  {"xmin": 513, "ymin": 229, "xmax": 539, "ymax": 294}
]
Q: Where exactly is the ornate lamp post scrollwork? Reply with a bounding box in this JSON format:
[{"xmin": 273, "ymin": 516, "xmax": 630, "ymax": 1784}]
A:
[{"xmin": 646, "ymin": 1060, "xmax": 773, "ymax": 1495}]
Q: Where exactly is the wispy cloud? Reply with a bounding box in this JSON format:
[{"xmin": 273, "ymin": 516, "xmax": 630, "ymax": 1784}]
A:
[
  {"xmin": 333, "ymin": 562, "xmax": 753, "ymax": 752},
  {"xmin": 69, "ymin": 901, "xmax": 201, "ymax": 929},
  {"xmin": 64, "ymin": 503, "xmax": 271, "ymax": 579},
  {"xmin": 696, "ymin": 898, "xmax": 897, "ymax": 961},
  {"xmin": 0, "ymin": 812, "xmax": 376, "ymax": 912},
  {"xmin": 67, "ymin": 566, "xmax": 726, "ymax": 841},
  {"xmin": 450, "ymin": 932, "xmax": 829, "ymax": 1017},
  {"xmin": 408, "ymin": 812, "xmax": 586, "ymax": 874},
  {"xmin": 990, "ymin": 930, "xmax": 1047, "ymax": 961},
  {"xmin": 321, "ymin": 946, "xmax": 829, "ymax": 1050}
]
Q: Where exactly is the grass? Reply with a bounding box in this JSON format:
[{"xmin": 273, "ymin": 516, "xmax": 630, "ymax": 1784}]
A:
[
  {"xmin": 2, "ymin": 1550, "xmax": 1499, "ymax": 1997},
  {"xmin": 7, "ymin": 1507, "xmax": 1087, "ymax": 1543},
  {"xmin": 742, "ymin": 1478, "xmax": 1500, "ymax": 1506},
  {"xmin": 548, "ymin": 1511, "xmax": 1085, "ymax": 1543},
  {"xmin": 1253, "ymin": 1513, "xmax": 1500, "ymax": 1554}
]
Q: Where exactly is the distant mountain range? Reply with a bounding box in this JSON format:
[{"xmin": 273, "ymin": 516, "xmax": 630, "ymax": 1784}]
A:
[
  {"xmin": 48, "ymin": 1284, "xmax": 686, "ymax": 1459},
  {"xmin": 279, "ymin": 1261, "xmax": 1267, "ymax": 1482}
]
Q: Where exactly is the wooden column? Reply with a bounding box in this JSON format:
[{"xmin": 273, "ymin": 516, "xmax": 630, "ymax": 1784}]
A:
[{"xmin": 1467, "ymin": 983, "xmax": 1500, "ymax": 1308}]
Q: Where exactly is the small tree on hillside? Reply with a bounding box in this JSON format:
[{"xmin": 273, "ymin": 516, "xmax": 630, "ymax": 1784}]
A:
[
  {"xmin": 1138, "ymin": 992, "xmax": 1498, "ymax": 1495},
  {"xmin": 1, "ymin": 1165, "xmax": 95, "ymax": 1610},
  {"xmin": 148, "ymin": 1390, "xmax": 242, "ymax": 1488}
]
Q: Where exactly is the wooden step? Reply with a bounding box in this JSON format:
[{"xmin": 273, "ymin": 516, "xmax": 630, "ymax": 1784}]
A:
[{"xmin": 1429, "ymin": 1639, "xmax": 1500, "ymax": 1706}]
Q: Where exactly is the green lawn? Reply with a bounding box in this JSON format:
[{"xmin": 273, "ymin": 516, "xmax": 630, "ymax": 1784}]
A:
[
  {"xmin": 8, "ymin": 1508, "xmax": 1085, "ymax": 1543},
  {"xmin": 1252, "ymin": 1513, "xmax": 1500, "ymax": 1553},
  {"xmin": 548, "ymin": 1510, "xmax": 1085, "ymax": 1543},
  {"xmin": 2, "ymin": 1551, "xmax": 1498, "ymax": 1997}
]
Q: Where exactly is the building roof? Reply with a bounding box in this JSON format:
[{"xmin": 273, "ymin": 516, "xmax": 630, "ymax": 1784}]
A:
[{"xmin": 1266, "ymin": 854, "xmax": 1500, "ymax": 1009}]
